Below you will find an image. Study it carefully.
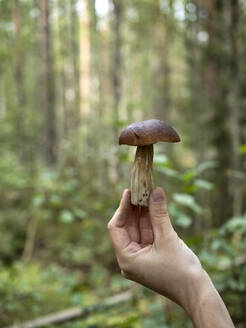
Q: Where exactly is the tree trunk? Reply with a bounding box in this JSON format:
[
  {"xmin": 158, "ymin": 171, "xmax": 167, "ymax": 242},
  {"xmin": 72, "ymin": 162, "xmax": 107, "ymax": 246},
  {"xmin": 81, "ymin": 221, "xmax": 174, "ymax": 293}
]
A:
[
  {"xmin": 112, "ymin": 0, "xmax": 122, "ymax": 139},
  {"xmin": 13, "ymin": 0, "xmax": 27, "ymax": 161},
  {"xmin": 57, "ymin": 0, "xmax": 68, "ymax": 143},
  {"xmin": 204, "ymin": 0, "xmax": 232, "ymax": 225},
  {"xmin": 154, "ymin": 0, "xmax": 173, "ymax": 157},
  {"xmin": 21, "ymin": 212, "xmax": 38, "ymax": 262},
  {"xmin": 40, "ymin": 0, "xmax": 57, "ymax": 164},
  {"xmin": 0, "ymin": 76, "xmax": 5, "ymax": 118},
  {"xmin": 193, "ymin": 0, "xmax": 204, "ymax": 165},
  {"xmin": 69, "ymin": 0, "xmax": 80, "ymax": 135},
  {"xmin": 79, "ymin": 0, "xmax": 91, "ymax": 118},
  {"xmin": 228, "ymin": 0, "xmax": 242, "ymax": 216},
  {"xmin": 108, "ymin": 0, "xmax": 123, "ymax": 184},
  {"xmin": 186, "ymin": 0, "xmax": 206, "ymax": 230},
  {"xmin": 13, "ymin": 0, "xmax": 25, "ymax": 108}
]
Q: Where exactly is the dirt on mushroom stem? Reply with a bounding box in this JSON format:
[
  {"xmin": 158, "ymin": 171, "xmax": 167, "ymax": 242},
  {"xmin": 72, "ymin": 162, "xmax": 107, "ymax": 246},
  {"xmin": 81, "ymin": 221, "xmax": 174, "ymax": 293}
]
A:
[{"xmin": 131, "ymin": 144, "xmax": 154, "ymax": 206}]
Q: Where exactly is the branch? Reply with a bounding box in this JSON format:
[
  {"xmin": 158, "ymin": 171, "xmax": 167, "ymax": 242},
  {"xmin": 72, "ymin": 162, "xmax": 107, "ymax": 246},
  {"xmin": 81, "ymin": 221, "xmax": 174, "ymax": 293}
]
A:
[{"xmin": 4, "ymin": 290, "xmax": 133, "ymax": 328}]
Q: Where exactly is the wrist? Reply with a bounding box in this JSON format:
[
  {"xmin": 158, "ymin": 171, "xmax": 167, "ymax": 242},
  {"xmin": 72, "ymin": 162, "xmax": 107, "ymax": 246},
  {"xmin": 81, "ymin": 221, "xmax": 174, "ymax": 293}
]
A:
[
  {"xmin": 182, "ymin": 269, "xmax": 234, "ymax": 328},
  {"xmin": 181, "ymin": 268, "xmax": 216, "ymax": 317}
]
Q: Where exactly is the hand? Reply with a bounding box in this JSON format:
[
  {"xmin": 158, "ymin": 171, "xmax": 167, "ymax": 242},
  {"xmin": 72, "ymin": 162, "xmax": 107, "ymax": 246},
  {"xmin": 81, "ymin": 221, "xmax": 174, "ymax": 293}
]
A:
[
  {"xmin": 108, "ymin": 187, "xmax": 234, "ymax": 328},
  {"xmin": 108, "ymin": 187, "xmax": 202, "ymax": 308}
]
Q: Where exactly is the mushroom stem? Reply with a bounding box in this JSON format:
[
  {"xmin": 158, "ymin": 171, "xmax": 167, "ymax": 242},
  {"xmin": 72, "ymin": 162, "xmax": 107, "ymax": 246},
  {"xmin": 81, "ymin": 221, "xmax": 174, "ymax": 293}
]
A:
[{"xmin": 131, "ymin": 144, "xmax": 154, "ymax": 206}]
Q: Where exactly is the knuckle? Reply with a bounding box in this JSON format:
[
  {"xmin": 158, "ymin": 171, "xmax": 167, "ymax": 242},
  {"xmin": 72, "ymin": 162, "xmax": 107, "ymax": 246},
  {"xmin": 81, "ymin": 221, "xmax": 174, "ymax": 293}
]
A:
[
  {"xmin": 152, "ymin": 205, "xmax": 168, "ymax": 220},
  {"xmin": 154, "ymin": 212, "xmax": 169, "ymax": 227},
  {"xmin": 158, "ymin": 206, "xmax": 168, "ymax": 217}
]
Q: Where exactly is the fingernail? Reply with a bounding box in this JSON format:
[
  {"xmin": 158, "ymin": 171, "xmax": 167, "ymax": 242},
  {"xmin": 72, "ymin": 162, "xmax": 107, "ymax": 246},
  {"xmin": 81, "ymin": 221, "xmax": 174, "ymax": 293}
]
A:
[{"xmin": 152, "ymin": 187, "xmax": 164, "ymax": 202}]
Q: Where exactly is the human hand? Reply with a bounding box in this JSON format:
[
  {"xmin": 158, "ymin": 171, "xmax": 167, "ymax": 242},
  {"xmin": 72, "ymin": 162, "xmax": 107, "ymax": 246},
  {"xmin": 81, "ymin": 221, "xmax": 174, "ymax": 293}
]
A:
[
  {"xmin": 108, "ymin": 188, "xmax": 234, "ymax": 327},
  {"xmin": 108, "ymin": 187, "xmax": 202, "ymax": 309}
]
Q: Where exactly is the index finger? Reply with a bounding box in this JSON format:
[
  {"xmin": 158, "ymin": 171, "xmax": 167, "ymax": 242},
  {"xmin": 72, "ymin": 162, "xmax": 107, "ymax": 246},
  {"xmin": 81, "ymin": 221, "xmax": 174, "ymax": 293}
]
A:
[
  {"xmin": 108, "ymin": 189, "xmax": 131, "ymax": 229},
  {"xmin": 107, "ymin": 189, "xmax": 132, "ymax": 252}
]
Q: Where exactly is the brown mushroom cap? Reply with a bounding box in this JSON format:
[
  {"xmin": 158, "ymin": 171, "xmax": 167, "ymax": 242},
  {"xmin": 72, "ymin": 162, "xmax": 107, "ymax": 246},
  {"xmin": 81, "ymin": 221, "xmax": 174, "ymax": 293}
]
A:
[{"xmin": 119, "ymin": 119, "xmax": 180, "ymax": 146}]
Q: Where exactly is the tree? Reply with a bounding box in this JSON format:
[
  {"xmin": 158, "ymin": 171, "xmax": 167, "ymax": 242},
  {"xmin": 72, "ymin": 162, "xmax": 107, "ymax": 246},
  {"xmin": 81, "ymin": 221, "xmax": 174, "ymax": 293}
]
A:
[
  {"xmin": 112, "ymin": 0, "xmax": 123, "ymax": 140},
  {"xmin": 204, "ymin": 0, "xmax": 232, "ymax": 224},
  {"xmin": 79, "ymin": 0, "xmax": 91, "ymax": 118},
  {"xmin": 228, "ymin": 0, "xmax": 242, "ymax": 216},
  {"xmin": 40, "ymin": 0, "xmax": 57, "ymax": 164},
  {"xmin": 13, "ymin": 0, "xmax": 27, "ymax": 161}
]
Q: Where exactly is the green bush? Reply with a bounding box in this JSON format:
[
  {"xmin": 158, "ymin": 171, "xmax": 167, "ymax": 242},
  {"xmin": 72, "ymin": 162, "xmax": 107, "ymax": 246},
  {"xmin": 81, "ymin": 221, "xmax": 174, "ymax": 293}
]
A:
[{"xmin": 0, "ymin": 152, "xmax": 245, "ymax": 327}]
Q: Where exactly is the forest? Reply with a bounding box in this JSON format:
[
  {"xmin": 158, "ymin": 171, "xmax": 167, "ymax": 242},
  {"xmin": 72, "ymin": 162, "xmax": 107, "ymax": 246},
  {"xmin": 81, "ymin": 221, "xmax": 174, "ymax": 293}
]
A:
[{"xmin": 0, "ymin": 0, "xmax": 246, "ymax": 327}]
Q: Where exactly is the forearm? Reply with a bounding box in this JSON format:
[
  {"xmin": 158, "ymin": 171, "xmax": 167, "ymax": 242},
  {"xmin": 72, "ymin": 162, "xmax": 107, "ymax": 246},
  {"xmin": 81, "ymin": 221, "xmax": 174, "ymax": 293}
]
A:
[{"xmin": 184, "ymin": 270, "xmax": 234, "ymax": 328}]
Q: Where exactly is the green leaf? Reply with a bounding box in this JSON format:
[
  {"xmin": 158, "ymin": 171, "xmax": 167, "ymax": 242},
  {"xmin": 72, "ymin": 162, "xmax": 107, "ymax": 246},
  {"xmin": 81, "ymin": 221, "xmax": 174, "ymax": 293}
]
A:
[
  {"xmin": 175, "ymin": 213, "xmax": 192, "ymax": 228},
  {"xmin": 183, "ymin": 184, "xmax": 198, "ymax": 193},
  {"xmin": 50, "ymin": 194, "xmax": 62, "ymax": 207},
  {"xmin": 154, "ymin": 154, "xmax": 168, "ymax": 165},
  {"xmin": 239, "ymin": 144, "xmax": 246, "ymax": 154},
  {"xmin": 182, "ymin": 171, "xmax": 195, "ymax": 182},
  {"xmin": 195, "ymin": 179, "xmax": 213, "ymax": 190},
  {"xmin": 157, "ymin": 167, "xmax": 181, "ymax": 178},
  {"xmin": 116, "ymin": 120, "xmax": 127, "ymax": 127},
  {"xmin": 195, "ymin": 161, "xmax": 218, "ymax": 175},
  {"xmin": 173, "ymin": 193, "xmax": 202, "ymax": 214},
  {"xmin": 223, "ymin": 215, "xmax": 246, "ymax": 233},
  {"xmin": 70, "ymin": 292, "xmax": 83, "ymax": 306},
  {"xmin": 230, "ymin": 170, "xmax": 246, "ymax": 179},
  {"xmin": 32, "ymin": 194, "xmax": 44, "ymax": 207},
  {"xmin": 119, "ymin": 152, "xmax": 129, "ymax": 162},
  {"xmin": 73, "ymin": 208, "xmax": 87, "ymax": 219},
  {"xmin": 168, "ymin": 203, "xmax": 192, "ymax": 228},
  {"xmin": 59, "ymin": 210, "xmax": 74, "ymax": 224}
]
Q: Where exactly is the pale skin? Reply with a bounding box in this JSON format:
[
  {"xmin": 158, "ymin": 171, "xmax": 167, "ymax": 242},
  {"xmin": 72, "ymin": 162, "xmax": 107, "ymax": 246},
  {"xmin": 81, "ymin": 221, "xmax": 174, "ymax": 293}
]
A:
[{"xmin": 108, "ymin": 187, "xmax": 235, "ymax": 328}]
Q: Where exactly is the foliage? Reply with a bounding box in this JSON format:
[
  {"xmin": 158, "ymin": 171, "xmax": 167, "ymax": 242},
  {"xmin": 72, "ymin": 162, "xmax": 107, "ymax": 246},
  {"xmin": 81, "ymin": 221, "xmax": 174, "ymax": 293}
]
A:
[
  {"xmin": 200, "ymin": 214, "xmax": 246, "ymax": 325},
  {"xmin": 0, "ymin": 148, "xmax": 239, "ymax": 328},
  {"xmin": 0, "ymin": 263, "xmax": 79, "ymax": 325}
]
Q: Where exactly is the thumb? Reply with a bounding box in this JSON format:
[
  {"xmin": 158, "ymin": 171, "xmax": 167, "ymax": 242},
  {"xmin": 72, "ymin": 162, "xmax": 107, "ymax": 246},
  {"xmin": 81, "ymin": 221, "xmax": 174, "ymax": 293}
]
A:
[{"xmin": 149, "ymin": 187, "xmax": 173, "ymax": 241}]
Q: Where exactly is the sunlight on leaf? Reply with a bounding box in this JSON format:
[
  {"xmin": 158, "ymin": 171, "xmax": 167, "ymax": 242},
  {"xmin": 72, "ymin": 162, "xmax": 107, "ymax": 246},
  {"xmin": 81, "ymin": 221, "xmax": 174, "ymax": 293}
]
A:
[
  {"xmin": 173, "ymin": 193, "xmax": 202, "ymax": 214},
  {"xmin": 195, "ymin": 179, "xmax": 213, "ymax": 190},
  {"xmin": 59, "ymin": 210, "xmax": 74, "ymax": 224}
]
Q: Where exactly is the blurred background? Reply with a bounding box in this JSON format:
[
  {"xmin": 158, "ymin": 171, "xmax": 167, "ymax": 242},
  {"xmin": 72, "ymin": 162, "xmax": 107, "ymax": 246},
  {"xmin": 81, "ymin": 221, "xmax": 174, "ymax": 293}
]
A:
[{"xmin": 0, "ymin": 0, "xmax": 246, "ymax": 327}]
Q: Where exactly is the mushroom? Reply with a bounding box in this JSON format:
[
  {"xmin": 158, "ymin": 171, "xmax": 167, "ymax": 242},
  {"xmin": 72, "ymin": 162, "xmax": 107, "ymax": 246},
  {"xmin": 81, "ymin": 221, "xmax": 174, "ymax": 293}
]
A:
[{"xmin": 119, "ymin": 119, "xmax": 180, "ymax": 206}]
